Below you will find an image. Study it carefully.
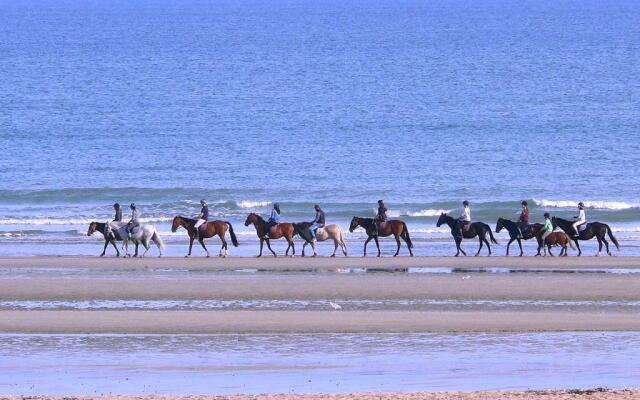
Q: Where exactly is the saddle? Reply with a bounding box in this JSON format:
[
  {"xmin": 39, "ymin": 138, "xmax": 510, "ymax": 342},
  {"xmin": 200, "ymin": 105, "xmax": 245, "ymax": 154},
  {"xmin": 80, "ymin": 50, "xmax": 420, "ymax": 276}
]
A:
[
  {"xmin": 269, "ymin": 224, "xmax": 279, "ymax": 236},
  {"xmin": 462, "ymin": 222, "xmax": 471, "ymax": 232},
  {"xmin": 578, "ymin": 222, "xmax": 589, "ymax": 232},
  {"xmin": 377, "ymin": 221, "xmax": 388, "ymax": 230},
  {"xmin": 198, "ymin": 223, "xmax": 209, "ymax": 234}
]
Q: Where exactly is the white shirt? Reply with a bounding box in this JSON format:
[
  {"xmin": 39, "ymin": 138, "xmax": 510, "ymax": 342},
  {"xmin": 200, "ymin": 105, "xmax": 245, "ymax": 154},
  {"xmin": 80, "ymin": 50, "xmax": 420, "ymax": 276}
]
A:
[
  {"xmin": 460, "ymin": 206, "xmax": 471, "ymax": 222},
  {"xmin": 575, "ymin": 209, "xmax": 586, "ymax": 222}
]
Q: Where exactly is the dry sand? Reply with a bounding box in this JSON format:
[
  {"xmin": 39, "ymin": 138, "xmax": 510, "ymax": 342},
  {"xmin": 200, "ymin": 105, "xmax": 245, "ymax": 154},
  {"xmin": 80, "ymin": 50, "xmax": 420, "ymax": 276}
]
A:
[{"xmin": 3, "ymin": 390, "xmax": 640, "ymax": 399}]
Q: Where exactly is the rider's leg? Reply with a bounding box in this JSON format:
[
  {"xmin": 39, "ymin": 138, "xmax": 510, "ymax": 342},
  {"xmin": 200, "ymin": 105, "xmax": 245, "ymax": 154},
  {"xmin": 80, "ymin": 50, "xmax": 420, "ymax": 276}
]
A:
[
  {"xmin": 572, "ymin": 221, "xmax": 583, "ymax": 237},
  {"xmin": 194, "ymin": 219, "xmax": 205, "ymax": 240},
  {"xmin": 309, "ymin": 223, "xmax": 320, "ymax": 242}
]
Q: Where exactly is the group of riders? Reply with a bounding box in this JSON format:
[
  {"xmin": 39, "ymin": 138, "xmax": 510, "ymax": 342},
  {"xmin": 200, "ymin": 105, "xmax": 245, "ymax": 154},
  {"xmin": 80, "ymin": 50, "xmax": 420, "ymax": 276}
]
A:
[{"xmin": 111, "ymin": 199, "xmax": 589, "ymax": 243}]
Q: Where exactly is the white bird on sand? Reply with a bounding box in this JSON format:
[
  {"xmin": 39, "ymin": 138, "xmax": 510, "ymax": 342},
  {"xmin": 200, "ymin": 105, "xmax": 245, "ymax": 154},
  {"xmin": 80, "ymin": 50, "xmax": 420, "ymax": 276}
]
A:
[{"xmin": 329, "ymin": 301, "xmax": 342, "ymax": 310}]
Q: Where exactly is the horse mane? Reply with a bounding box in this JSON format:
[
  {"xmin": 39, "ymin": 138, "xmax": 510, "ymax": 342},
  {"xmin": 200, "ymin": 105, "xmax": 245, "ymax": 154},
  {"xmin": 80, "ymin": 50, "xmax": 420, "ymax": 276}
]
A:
[
  {"xmin": 176, "ymin": 215, "xmax": 196, "ymax": 223},
  {"xmin": 249, "ymin": 213, "xmax": 265, "ymax": 222}
]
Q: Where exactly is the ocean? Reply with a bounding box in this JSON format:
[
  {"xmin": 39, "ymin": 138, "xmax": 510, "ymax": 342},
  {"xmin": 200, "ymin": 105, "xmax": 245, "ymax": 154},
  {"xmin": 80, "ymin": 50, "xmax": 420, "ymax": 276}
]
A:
[{"xmin": 1, "ymin": 0, "xmax": 639, "ymax": 256}]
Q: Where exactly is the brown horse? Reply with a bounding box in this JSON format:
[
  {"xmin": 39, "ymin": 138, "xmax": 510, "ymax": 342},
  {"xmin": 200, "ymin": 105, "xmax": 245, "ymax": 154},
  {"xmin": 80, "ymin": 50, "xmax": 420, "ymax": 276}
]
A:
[
  {"xmin": 244, "ymin": 213, "xmax": 297, "ymax": 257},
  {"xmin": 538, "ymin": 231, "xmax": 575, "ymax": 257},
  {"xmin": 171, "ymin": 216, "xmax": 238, "ymax": 258},
  {"xmin": 349, "ymin": 217, "xmax": 413, "ymax": 257}
]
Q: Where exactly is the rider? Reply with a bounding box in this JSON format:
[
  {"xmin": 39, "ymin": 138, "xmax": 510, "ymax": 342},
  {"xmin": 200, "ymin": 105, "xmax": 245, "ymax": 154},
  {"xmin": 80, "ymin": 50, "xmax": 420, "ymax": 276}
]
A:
[
  {"xmin": 517, "ymin": 200, "xmax": 530, "ymax": 239},
  {"xmin": 263, "ymin": 203, "xmax": 281, "ymax": 239},
  {"xmin": 541, "ymin": 212, "xmax": 553, "ymax": 244},
  {"xmin": 373, "ymin": 200, "xmax": 387, "ymax": 236},
  {"xmin": 308, "ymin": 204, "xmax": 325, "ymax": 242},
  {"xmin": 193, "ymin": 199, "xmax": 209, "ymax": 240},
  {"xmin": 456, "ymin": 200, "xmax": 471, "ymax": 240},
  {"xmin": 572, "ymin": 202, "xmax": 586, "ymax": 237},
  {"xmin": 113, "ymin": 203, "xmax": 122, "ymax": 222},
  {"xmin": 126, "ymin": 203, "xmax": 140, "ymax": 240}
]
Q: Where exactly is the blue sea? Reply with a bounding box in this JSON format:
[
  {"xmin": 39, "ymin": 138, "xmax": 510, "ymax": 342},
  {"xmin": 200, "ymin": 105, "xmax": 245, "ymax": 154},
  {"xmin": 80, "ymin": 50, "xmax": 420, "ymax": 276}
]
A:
[{"xmin": 0, "ymin": 0, "xmax": 639, "ymax": 256}]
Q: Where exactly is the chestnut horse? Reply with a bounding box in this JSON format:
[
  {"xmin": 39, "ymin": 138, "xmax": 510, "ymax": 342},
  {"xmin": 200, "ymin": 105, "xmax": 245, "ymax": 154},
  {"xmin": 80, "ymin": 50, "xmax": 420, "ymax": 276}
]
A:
[
  {"xmin": 552, "ymin": 217, "xmax": 620, "ymax": 256},
  {"xmin": 171, "ymin": 216, "xmax": 238, "ymax": 258},
  {"xmin": 495, "ymin": 218, "xmax": 543, "ymax": 256},
  {"xmin": 244, "ymin": 213, "xmax": 296, "ymax": 257},
  {"xmin": 349, "ymin": 217, "xmax": 413, "ymax": 257},
  {"xmin": 436, "ymin": 213, "xmax": 498, "ymax": 256},
  {"xmin": 539, "ymin": 231, "xmax": 575, "ymax": 257}
]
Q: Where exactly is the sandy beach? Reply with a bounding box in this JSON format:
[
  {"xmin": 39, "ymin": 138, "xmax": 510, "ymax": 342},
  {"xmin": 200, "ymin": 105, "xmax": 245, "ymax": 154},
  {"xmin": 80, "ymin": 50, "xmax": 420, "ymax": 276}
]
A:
[{"xmin": 3, "ymin": 390, "xmax": 640, "ymax": 399}]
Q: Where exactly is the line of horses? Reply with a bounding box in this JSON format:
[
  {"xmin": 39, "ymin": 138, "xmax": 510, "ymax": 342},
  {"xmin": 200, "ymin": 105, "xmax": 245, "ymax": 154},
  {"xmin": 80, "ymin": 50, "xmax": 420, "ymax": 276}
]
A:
[{"xmin": 87, "ymin": 212, "xmax": 620, "ymax": 258}]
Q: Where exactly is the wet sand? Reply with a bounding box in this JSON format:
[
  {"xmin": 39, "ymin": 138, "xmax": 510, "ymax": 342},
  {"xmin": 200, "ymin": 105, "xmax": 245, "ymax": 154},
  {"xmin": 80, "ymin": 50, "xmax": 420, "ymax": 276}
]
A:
[
  {"xmin": 2, "ymin": 309, "xmax": 640, "ymax": 333},
  {"xmin": 2, "ymin": 255, "xmax": 640, "ymax": 271},
  {"xmin": 2, "ymin": 390, "xmax": 640, "ymax": 399}
]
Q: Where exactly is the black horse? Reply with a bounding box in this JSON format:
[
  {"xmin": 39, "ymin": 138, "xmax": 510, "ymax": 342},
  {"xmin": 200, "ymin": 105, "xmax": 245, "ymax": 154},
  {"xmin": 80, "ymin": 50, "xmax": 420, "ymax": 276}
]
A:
[
  {"xmin": 495, "ymin": 218, "xmax": 543, "ymax": 256},
  {"xmin": 552, "ymin": 217, "xmax": 620, "ymax": 256},
  {"xmin": 437, "ymin": 213, "xmax": 498, "ymax": 256}
]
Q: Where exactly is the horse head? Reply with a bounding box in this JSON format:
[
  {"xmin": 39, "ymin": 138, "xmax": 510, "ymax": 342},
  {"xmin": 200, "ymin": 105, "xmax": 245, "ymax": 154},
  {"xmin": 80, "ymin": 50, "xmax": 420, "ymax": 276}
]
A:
[
  {"xmin": 245, "ymin": 213, "xmax": 261, "ymax": 226},
  {"xmin": 495, "ymin": 217, "xmax": 504, "ymax": 233},
  {"xmin": 349, "ymin": 217, "xmax": 359, "ymax": 232},
  {"xmin": 436, "ymin": 213, "xmax": 449, "ymax": 227},
  {"xmin": 87, "ymin": 222, "xmax": 98, "ymax": 236},
  {"xmin": 171, "ymin": 216, "xmax": 182, "ymax": 232}
]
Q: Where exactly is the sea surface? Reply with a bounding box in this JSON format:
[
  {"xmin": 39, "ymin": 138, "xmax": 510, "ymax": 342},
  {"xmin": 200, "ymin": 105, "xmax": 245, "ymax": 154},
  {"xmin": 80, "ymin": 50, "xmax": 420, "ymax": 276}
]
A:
[{"xmin": 0, "ymin": 0, "xmax": 639, "ymax": 256}]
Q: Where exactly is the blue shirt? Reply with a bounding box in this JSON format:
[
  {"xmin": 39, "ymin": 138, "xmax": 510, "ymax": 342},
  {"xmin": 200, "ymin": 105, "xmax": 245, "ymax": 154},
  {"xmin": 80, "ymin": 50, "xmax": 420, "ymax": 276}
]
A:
[{"xmin": 201, "ymin": 206, "xmax": 209, "ymax": 220}]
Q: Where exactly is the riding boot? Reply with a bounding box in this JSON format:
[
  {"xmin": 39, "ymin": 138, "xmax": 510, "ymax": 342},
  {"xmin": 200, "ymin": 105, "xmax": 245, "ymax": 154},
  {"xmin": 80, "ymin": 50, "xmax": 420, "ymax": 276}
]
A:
[{"xmin": 517, "ymin": 228, "xmax": 523, "ymax": 239}]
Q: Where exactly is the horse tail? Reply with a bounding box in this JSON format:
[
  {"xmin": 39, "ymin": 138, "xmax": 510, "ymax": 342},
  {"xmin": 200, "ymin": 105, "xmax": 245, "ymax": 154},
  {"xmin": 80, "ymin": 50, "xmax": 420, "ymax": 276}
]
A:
[
  {"xmin": 568, "ymin": 234, "xmax": 576, "ymax": 250},
  {"xmin": 152, "ymin": 231, "xmax": 165, "ymax": 251},
  {"xmin": 402, "ymin": 222, "xmax": 414, "ymax": 248},
  {"xmin": 485, "ymin": 223, "xmax": 499, "ymax": 244},
  {"xmin": 225, "ymin": 222, "xmax": 239, "ymax": 247},
  {"xmin": 605, "ymin": 224, "xmax": 621, "ymax": 251}
]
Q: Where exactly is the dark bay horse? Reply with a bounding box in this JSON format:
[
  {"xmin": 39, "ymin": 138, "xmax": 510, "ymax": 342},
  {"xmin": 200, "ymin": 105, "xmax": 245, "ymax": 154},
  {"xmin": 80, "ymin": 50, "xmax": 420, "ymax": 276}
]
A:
[
  {"xmin": 552, "ymin": 217, "xmax": 620, "ymax": 256},
  {"xmin": 437, "ymin": 213, "xmax": 498, "ymax": 256},
  {"xmin": 171, "ymin": 216, "xmax": 238, "ymax": 258},
  {"xmin": 495, "ymin": 218, "xmax": 543, "ymax": 256},
  {"xmin": 244, "ymin": 213, "xmax": 296, "ymax": 257},
  {"xmin": 348, "ymin": 217, "xmax": 413, "ymax": 257}
]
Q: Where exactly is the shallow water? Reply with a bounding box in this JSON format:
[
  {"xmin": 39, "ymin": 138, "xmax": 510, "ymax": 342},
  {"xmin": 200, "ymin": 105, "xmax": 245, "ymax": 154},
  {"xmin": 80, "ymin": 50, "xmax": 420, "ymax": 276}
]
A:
[{"xmin": 0, "ymin": 333, "xmax": 638, "ymax": 394}]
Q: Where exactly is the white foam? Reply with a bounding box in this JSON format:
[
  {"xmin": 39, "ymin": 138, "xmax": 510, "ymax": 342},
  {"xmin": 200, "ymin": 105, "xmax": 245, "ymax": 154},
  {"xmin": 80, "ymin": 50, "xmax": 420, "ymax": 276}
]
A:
[
  {"xmin": 406, "ymin": 209, "xmax": 452, "ymax": 217},
  {"xmin": 236, "ymin": 201, "xmax": 271, "ymax": 209},
  {"xmin": 533, "ymin": 199, "xmax": 640, "ymax": 210},
  {"xmin": 0, "ymin": 217, "xmax": 173, "ymax": 226}
]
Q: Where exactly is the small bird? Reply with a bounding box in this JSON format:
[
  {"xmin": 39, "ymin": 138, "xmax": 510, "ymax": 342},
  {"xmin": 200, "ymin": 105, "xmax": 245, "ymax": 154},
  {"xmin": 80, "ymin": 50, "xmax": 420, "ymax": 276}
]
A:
[
  {"xmin": 462, "ymin": 275, "xmax": 471, "ymax": 280},
  {"xmin": 329, "ymin": 301, "xmax": 342, "ymax": 310}
]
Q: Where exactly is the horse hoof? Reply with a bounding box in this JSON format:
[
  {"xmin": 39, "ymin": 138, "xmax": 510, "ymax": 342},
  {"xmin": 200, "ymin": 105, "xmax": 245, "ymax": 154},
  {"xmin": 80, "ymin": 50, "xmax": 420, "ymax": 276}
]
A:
[
  {"xmin": 312, "ymin": 254, "xmax": 317, "ymax": 258},
  {"xmin": 330, "ymin": 254, "xmax": 336, "ymax": 258},
  {"xmin": 100, "ymin": 254, "xmax": 105, "ymax": 257}
]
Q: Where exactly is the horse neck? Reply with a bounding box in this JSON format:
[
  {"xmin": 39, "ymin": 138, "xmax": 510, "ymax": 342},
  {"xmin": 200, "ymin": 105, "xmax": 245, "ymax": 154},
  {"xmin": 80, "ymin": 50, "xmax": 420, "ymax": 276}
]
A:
[
  {"xmin": 442, "ymin": 216, "xmax": 456, "ymax": 228},
  {"xmin": 180, "ymin": 216, "xmax": 195, "ymax": 227},
  {"xmin": 95, "ymin": 222, "xmax": 105, "ymax": 231},
  {"xmin": 251, "ymin": 215, "xmax": 264, "ymax": 227}
]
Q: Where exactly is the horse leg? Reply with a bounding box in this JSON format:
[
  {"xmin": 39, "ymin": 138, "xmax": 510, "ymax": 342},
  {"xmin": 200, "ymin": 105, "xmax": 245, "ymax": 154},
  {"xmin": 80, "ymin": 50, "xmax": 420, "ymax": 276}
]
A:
[
  {"xmin": 475, "ymin": 236, "xmax": 483, "ymax": 257},
  {"xmin": 199, "ymin": 238, "xmax": 210, "ymax": 258},
  {"xmin": 401, "ymin": 232, "xmax": 413, "ymax": 257},
  {"xmin": 485, "ymin": 236, "xmax": 492, "ymax": 256},
  {"xmin": 310, "ymin": 240, "xmax": 316, "ymax": 257},
  {"xmin": 111, "ymin": 240, "xmax": 120, "ymax": 257},
  {"xmin": 266, "ymin": 239, "xmax": 277, "ymax": 257},
  {"xmin": 393, "ymin": 234, "xmax": 401, "ymax": 257},
  {"xmin": 331, "ymin": 239, "xmax": 338, "ymax": 257},
  {"xmin": 363, "ymin": 237, "xmax": 372, "ymax": 257},
  {"xmin": 290, "ymin": 238, "xmax": 296, "ymax": 257},
  {"xmin": 302, "ymin": 241, "xmax": 307, "ymax": 257},
  {"xmin": 100, "ymin": 240, "xmax": 109, "ymax": 257},
  {"xmin": 595, "ymin": 237, "xmax": 602, "ymax": 257},
  {"xmin": 258, "ymin": 238, "xmax": 264, "ymax": 257},
  {"xmin": 602, "ymin": 236, "xmax": 612, "ymax": 256},
  {"xmin": 574, "ymin": 240, "xmax": 582, "ymax": 256},
  {"xmin": 134, "ymin": 242, "xmax": 139, "ymax": 257},
  {"xmin": 142, "ymin": 241, "xmax": 151, "ymax": 257},
  {"xmin": 374, "ymin": 236, "xmax": 381, "ymax": 257},
  {"xmin": 219, "ymin": 237, "xmax": 228, "ymax": 258},
  {"xmin": 186, "ymin": 237, "xmax": 194, "ymax": 258},
  {"xmin": 517, "ymin": 238, "xmax": 523, "ymax": 257},
  {"xmin": 506, "ymin": 238, "xmax": 514, "ymax": 256},
  {"xmin": 547, "ymin": 244, "xmax": 554, "ymax": 257}
]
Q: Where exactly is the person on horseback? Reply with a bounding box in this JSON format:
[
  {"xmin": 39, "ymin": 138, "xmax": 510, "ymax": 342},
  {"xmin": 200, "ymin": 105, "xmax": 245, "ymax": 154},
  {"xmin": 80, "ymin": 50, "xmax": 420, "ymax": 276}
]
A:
[
  {"xmin": 308, "ymin": 204, "xmax": 325, "ymax": 242},
  {"xmin": 263, "ymin": 203, "xmax": 281, "ymax": 239},
  {"xmin": 113, "ymin": 203, "xmax": 122, "ymax": 222},
  {"xmin": 373, "ymin": 200, "xmax": 387, "ymax": 236},
  {"xmin": 456, "ymin": 200, "xmax": 471, "ymax": 240},
  {"xmin": 541, "ymin": 212, "xmax": 553, "ymax": 244},
  {"xmin": 193, "ymin": 199, "xmax": 209, "ymax": 240},
  {"xmin": 572, "ymin": 202, "xmax": 587, "ymax": 237},
  {"xmin": 126, "ymin": 203, "xmax": 140, "ymax": 240},
  {"xmin": 517, "ymin": 200, "xmax": 529, "ymax": 239}
]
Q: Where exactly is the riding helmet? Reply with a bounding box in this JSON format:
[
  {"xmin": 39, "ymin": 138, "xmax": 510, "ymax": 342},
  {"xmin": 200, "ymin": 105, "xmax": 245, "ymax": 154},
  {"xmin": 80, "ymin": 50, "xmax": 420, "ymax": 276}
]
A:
[
  {"xmin": 578, "ymin": 202, "xmax": 585, "ymax": 209},
  {"xmin": 378, "ymin": 200, "xmax": 384, "ymax": 205},
  {"xmin": 113, "ymin": 203, "xmax": 120, "ymax": 209},
  {"xmin": 521, "ymin": 200, "xmax": 528, "ymax": 206},
  {"xmin": 463, "ymin": 200, "xmax": 469, "ymax": 206},
  {"xmin": 130, "ymin": 203, "xmax": 136, "ymax": 209},
  {"xmin": 200, "ymin": 199, "xmax": 207, "ymax": 206}
]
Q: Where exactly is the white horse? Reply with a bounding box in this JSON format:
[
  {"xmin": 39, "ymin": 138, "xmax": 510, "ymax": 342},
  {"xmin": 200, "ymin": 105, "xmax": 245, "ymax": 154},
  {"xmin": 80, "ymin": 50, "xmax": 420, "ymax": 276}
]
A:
[
  {"xmin": 88, "ymin": 221, "xmax": 165, "ymax": 257},
  {"xmin": 294, "ymin": 223, "xmax": 348, "ymax": 257}
]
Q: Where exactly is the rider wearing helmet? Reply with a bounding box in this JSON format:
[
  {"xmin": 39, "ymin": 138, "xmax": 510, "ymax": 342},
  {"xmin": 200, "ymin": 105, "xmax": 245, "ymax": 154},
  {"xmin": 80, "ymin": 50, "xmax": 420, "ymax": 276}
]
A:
[
  {"xmin": 264, "ymin": 203, "xmax": 281, "ymax": 239},
  {"xmin": 541, "ymin": 212, "xmax": 553, "ymax": 244},
  {"xmin": 113, "ymin": 203, "xmax": 122, "ymax": 222},
  {"xmin": 572, "ymin": 202, "xmax": 586, "ymax": 238},
  {"xmin": 194, "ymin": 199, "xmax": 209, "ymax": 240},
  {"xmin": 456, "ymin": 200, "xmax": 471, "ymax": 239},
  {"xmin": 308, "ymin": 204, "xmax": 325, "ymax": 242},
  {"xmin": 373, "ymin": 200, "xmax": 387, "ymax": 236},
  {"xmin": 126, "ymin": 203, "xmax": 140, "ymax": 240},
  {"xmin": 517, "ymin": 200, "xmax": 530, "ymax": 239}
]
